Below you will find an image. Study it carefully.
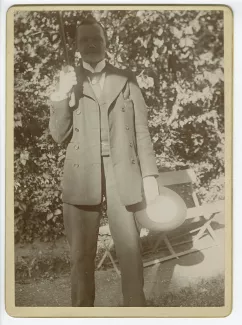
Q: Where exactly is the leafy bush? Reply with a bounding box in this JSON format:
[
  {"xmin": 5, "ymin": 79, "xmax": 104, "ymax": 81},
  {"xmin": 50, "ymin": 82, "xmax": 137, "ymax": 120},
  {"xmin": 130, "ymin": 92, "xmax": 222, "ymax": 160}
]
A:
[{"xmin": 14, "ymin": 9, "xmax": 224, "ymax": 243}]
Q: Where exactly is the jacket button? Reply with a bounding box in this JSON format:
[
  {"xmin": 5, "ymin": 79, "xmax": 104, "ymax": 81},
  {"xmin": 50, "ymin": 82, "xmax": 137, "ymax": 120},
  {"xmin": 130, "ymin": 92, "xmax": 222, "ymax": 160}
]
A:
[
  {"xmin": 129, "ymin": 142, "xmax": 133, "ymax": 147},
  {"xmin": 76, "ymin": 110, "xmax": 81, "ymax": 115},
  {"xmin": 122, "ymin": 107, "xmax": 125, "ymax": 112},
  {"xmin": 131, "ymin": 159, "xmax": 136, "ymax": 164},
  {"xmin": 74, "ymin": 163, "xmax": 79, "ymax": 167},
  {"xmin": 75, "ymin": 128, "xmax": 79, "ymax": 132},
  {"xmin": 125, "ymin": 125, "xmax": 129, "ymax": 130},
  {"xmin": 74, "ymin": 145, "xmax": 79, "ymax": 150}
]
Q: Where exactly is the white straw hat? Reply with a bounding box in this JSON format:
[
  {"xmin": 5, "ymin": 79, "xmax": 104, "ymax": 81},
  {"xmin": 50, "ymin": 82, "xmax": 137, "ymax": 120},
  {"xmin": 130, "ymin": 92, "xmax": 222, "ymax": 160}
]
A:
[{"xmin": 135, "ymin": 186, "xmax": 187, "ymax": 232}]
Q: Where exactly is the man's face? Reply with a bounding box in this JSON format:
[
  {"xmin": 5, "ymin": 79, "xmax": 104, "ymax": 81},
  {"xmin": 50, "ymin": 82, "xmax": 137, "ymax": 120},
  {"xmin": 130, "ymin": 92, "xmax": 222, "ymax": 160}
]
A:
[{"xmin": 76, "ymin": 24, "xmax": 106, "ymax": 64}]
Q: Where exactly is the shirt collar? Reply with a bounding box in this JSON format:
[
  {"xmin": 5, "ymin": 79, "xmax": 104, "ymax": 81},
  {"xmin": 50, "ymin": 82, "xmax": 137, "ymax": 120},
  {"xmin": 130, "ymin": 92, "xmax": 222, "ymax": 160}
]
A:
[{"xmin": 82, "ymin": 59, "xmax": 106, "ymax": 73}]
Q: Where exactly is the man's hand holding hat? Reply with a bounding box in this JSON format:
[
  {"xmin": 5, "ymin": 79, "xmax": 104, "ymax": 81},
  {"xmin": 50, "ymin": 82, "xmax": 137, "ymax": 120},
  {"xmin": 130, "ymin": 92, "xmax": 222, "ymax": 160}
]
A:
[{"xmin": 143, "ymin": 176, "xmax": 159, "ymax": 205}]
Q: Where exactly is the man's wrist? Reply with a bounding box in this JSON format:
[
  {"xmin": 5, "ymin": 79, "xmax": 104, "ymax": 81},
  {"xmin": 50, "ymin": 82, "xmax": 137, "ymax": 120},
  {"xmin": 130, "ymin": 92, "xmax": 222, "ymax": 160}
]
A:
[
  {"xmin": 143, "ymin": 176, "xmax": 159, "ymax": 203},
  {"xmin": 143, "ymin": 175, "xmax": 157, "ymax": 180}
]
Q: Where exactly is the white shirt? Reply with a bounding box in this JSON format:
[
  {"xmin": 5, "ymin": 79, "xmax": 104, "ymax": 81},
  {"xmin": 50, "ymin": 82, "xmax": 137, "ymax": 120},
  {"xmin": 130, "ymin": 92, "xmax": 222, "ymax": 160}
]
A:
[{"xmin": 83, "ymin": 59, "xmax": 106, "ymax": 91}]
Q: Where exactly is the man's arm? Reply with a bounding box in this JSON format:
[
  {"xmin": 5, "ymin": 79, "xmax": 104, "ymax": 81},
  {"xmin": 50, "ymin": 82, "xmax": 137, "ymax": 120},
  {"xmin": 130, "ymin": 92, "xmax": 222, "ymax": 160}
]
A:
[
  {"xmin": 49, "ymin": 67, "xmax": 77, "ymax": 144},
  {"xmin": 128, "ymin": 72, "xmax": 159, "ymax": 203},
  {"xmin": 49, "ymin": 96, "xmax": 73, "ymax": 144},
  {"xmin": 129, "ymin": 72, "xmax": 159, "ymax": 178}
]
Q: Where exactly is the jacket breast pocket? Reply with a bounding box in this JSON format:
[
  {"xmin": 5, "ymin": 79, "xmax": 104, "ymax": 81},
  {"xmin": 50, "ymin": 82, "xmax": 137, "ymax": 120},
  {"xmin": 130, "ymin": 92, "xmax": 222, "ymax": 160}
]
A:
[
  {"xmin": 123, "ymin": 99, "xmax": 134, "ymax": 111},
  {"xmin": 123, "ymin": 99, "xmax": 134, "ymax": 121}
]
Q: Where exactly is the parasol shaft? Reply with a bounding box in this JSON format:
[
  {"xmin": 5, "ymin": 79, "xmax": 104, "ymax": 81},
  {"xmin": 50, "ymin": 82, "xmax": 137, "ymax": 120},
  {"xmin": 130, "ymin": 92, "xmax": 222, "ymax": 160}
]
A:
[
  {"xmin": 57, "ymin": 11, "xmax": 75, "ymax": 106},
  {"xmin": 58, "ymin": 12, "xmax": 70, "ymax": 66}
]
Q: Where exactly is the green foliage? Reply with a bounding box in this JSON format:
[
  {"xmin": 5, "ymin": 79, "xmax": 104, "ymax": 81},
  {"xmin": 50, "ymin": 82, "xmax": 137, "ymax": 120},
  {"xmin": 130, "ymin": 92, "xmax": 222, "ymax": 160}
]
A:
[{"xmin": 14, "ymin": 10, "xmax": 224, "ymax": 243}]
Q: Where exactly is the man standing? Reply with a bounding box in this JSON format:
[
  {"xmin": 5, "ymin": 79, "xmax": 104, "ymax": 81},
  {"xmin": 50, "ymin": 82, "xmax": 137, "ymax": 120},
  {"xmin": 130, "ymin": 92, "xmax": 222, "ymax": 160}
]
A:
[{"xmin": 49, "ymin": 17, "xmax": 159, "ymax": 307}]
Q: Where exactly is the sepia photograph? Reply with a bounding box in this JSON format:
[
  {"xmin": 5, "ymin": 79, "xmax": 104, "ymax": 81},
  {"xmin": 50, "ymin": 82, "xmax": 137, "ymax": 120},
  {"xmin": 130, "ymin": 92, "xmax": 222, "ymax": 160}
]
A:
[{"xmin": 5, "ymin": 4, "xmax": 232, "ymax": 318}]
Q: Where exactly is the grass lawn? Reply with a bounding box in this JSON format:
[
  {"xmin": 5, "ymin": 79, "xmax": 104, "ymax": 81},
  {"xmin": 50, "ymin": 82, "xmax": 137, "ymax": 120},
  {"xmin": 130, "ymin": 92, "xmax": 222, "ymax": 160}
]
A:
[{"xmin": 147, "ymin": 274, "xmax": 224, "ymax": 307}]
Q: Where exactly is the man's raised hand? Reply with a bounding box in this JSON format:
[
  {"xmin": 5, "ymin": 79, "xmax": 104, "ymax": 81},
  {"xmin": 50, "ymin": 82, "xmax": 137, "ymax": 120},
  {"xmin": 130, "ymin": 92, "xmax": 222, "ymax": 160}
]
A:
[
  {"xmin": 59, "ymin": 66, "xmax": 77, "ymax": 95},
  {"xmin": 50, "ymin": 66, "xmax": 77, "ymax": 102}
]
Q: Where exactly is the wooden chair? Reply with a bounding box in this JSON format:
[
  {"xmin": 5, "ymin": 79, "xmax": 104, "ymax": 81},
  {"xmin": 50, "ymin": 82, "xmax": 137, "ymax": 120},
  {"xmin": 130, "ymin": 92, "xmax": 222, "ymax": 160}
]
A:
[
  {"xmin": 143, "ymin": 169, "xmax": 224, "ymax": 267},
  {"xmin": 97, "ymin": 168, "xmax": 224, "ymax": 272},
  {"xmin": 97, "ymin": 225, "xmax": 121, "ymax": 276},
  {"xmin": 97, "ymin": 225, "xmax": 150, "ymax": 276}
]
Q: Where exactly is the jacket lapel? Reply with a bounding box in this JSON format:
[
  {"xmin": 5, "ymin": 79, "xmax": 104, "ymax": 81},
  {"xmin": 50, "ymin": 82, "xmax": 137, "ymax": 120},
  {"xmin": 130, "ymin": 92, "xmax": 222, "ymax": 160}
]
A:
[
  {"xmin": 74, "ymin": 62, "xmax": 128, "ymax": 108},
  {"xmin": 75, "ymin": 65, "xmax": 96, "ymax": 101},
  {"xmin": 103, "ymin": 63, "xmax": 128, "ymax": 109}
]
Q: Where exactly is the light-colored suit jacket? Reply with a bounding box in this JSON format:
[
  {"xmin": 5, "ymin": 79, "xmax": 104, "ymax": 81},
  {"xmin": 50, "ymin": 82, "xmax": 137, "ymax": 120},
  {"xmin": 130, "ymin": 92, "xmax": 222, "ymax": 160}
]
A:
[{"xmin": 49, "ymin": 62, "xmax": 158, "ymax": 206}]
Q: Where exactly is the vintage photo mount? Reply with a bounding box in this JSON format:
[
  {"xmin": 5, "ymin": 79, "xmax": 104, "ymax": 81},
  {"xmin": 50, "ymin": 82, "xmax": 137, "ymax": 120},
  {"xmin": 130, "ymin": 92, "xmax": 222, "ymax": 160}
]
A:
[{"xmin": 5, "ymin": 4, "xmax": 233, "ymax": 318}]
